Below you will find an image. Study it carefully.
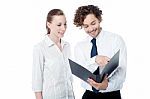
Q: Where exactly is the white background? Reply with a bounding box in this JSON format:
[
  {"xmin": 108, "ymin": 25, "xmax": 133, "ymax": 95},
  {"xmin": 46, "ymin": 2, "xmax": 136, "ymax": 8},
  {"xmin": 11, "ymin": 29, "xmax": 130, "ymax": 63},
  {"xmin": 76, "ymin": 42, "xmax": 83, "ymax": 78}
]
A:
[{"xmin": 0, "ymin": 0, "xmax": 150, "ymax": 99}]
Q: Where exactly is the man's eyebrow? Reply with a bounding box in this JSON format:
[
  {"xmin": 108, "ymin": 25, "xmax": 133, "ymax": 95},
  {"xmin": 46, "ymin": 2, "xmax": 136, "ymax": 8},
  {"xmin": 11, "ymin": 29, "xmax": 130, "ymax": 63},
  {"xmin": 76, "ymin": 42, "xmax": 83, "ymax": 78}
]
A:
[
  {"xmin": 83, "ymin": 24, "xmax": 88, "ymax": 26},
  {"xmin": 91, "ymin": 20, "xmax": 96, "ymax": 24},
  {"xmin": 83, "ymin": 20, "xmax": 96, "ymax": 26}
]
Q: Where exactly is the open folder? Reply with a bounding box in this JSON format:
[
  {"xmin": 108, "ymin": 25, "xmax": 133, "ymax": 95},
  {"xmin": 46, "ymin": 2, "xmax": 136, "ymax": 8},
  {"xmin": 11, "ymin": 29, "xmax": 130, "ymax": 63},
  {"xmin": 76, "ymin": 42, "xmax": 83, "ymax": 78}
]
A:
[{"xmin": 69, "ymin": 50, "xmax": 120, "ymax": 83}]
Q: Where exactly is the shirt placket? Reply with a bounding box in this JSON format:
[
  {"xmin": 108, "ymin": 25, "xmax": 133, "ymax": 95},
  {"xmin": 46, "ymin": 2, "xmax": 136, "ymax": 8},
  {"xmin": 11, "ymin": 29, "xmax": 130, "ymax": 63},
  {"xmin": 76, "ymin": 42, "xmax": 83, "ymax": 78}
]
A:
[{"xmin": 56, "ymin": 45, "xmax": 69, "ymax": 99}]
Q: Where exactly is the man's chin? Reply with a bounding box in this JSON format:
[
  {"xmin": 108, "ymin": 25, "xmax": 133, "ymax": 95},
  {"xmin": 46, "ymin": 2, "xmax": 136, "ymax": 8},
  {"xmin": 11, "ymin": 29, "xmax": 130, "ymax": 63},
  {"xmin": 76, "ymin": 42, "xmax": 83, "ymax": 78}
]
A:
[
  {"xmin": 90, "ymin": 34, "xmax": 96, "ymax": 38},
  {"xmin": 90, "ymin": 33, "xmax": 97, "ymax": 38},
  {"xmin": 60, "ymin": 35, "xmax": 64, "ymax": 38}
]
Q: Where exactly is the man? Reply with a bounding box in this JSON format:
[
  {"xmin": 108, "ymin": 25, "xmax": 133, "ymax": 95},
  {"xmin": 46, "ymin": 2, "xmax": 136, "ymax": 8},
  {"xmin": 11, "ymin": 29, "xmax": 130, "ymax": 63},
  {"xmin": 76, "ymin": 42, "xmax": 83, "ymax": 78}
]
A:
[{"xmin": 73, "ymin": 5, "xmax": 127, "ymax": 99}]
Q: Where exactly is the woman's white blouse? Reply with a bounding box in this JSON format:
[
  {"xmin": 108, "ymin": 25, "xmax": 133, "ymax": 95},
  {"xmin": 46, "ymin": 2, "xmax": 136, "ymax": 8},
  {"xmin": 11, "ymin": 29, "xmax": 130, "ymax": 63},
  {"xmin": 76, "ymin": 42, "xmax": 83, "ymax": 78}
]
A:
[{"xmin": 32, "ymin": 35, "xmax": 74, "ymax": 99}]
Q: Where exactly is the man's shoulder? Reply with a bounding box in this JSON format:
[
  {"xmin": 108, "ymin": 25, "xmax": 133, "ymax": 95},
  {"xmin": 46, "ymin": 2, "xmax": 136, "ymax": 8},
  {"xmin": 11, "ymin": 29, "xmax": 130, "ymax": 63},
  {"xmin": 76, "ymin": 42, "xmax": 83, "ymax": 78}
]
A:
[
  {"xmin": 104, "ymin": 31, "xmax": 126, "ymax": 47},
  {"xmin": 103, "ymin": 30, "xmax": 116, "ymax": 36},
  {"xmin": 103, "ymin": 30, "xmax": 122, "ymax": 39}
]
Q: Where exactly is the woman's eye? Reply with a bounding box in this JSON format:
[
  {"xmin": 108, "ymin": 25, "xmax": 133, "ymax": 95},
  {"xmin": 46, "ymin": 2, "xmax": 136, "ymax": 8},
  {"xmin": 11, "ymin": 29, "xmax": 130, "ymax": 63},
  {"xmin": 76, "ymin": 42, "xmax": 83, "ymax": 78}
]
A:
[{"xmin": 57, "ymin": 24, "xmax": 61, "ymax": 26}]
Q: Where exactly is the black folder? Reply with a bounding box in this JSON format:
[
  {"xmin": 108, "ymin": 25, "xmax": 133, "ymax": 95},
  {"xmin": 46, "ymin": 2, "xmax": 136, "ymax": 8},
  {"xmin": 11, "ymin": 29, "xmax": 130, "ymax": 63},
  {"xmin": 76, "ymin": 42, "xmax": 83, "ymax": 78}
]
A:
[{"xmin": 69, "ymin": 50, "xmax": 120, "ymax": 83}]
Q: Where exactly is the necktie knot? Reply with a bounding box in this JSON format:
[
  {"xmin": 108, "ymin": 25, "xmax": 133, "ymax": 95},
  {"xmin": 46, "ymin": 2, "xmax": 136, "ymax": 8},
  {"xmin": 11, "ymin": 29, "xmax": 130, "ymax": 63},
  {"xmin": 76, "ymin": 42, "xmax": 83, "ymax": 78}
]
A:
[
  {"xmin": 91, "ymin": 38, "xmax": 96, "ymax": 45},
  {"xmin": 91, "ymin": 38, "xmax": 97, "ymax": 58}
]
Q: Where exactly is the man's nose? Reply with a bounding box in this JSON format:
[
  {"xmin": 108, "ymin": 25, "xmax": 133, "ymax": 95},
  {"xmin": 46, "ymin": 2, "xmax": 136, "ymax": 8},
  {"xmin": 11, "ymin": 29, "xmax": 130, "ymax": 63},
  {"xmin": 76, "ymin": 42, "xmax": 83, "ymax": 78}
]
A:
[{"xmin": 88, "ymin": 27, "xmax": 94, "ymax": 33}]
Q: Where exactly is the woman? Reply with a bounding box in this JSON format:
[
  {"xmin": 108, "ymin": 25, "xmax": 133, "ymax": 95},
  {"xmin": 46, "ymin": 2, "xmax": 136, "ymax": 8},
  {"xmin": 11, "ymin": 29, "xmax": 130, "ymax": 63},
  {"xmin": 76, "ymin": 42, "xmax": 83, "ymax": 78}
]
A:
[{"xmin": 32, "ymin": 9, "xmax": 74, "ymax": 99}]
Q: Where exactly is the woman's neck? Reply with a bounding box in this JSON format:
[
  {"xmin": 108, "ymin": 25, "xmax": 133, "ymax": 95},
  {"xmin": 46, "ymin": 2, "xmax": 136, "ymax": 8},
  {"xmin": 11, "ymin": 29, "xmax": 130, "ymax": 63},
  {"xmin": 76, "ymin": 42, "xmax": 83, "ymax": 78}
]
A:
[
  {"xmin": 48, "ymin": 34, "xmax": 61, "ymax": 44},
  {"xmin": 48, "ymin": 34, "xmax": 62, "ymax": 51}
]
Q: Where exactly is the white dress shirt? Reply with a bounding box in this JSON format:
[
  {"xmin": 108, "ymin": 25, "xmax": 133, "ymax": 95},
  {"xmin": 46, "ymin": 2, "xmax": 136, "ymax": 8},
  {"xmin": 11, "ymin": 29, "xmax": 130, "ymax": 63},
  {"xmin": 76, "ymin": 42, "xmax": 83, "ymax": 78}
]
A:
[
  {"xmin": 74, "ymin": 30, "xmax": 127, "ymax": 93},
  {"xmin": 32, "ymin": 35, "xmax": 74, "ymax": 99}
]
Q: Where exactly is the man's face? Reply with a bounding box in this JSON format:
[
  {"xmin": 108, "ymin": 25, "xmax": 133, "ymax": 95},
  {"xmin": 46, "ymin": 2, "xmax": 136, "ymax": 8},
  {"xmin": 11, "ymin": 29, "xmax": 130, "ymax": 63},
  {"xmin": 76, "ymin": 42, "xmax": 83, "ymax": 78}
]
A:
[{"xmin": 82, "ymin": 14, "xmax": 101, "ymax": 38}]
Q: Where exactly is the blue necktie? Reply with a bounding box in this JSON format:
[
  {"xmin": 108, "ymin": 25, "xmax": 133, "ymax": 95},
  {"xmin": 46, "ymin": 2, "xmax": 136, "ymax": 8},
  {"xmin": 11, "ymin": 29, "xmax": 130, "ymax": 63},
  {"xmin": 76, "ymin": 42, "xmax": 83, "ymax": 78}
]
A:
[{"xmin": 91, "ymin": 38, "xmax": 99, "ymax": 93}]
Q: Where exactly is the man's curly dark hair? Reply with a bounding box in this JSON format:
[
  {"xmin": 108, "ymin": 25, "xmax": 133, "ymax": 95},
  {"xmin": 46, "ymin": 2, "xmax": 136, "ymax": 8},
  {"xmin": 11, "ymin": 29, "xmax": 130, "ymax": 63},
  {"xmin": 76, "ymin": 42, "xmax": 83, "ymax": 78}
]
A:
[{"xmin": 74, "ymin": 5, "xmax": 102, "ymax": 28}]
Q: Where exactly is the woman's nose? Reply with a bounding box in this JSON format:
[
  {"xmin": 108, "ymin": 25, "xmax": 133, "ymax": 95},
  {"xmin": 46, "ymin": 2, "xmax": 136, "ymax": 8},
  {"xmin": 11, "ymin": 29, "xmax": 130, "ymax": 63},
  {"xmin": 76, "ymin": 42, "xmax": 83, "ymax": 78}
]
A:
[{"xmin": 61, "ymin": 25, "xmax": 66, "ymax": 31}]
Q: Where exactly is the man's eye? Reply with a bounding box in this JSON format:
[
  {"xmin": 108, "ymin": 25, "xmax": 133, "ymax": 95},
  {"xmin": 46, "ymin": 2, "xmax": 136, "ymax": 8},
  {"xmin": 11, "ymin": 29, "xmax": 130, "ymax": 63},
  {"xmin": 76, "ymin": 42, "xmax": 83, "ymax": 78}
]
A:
[
  {"xmin": 83, "ymin": 26, "xmax": 88, "ymax": 28},
  {"xmin": 91, "ymin": 22, "xmax": 96, "ymax": 25}
]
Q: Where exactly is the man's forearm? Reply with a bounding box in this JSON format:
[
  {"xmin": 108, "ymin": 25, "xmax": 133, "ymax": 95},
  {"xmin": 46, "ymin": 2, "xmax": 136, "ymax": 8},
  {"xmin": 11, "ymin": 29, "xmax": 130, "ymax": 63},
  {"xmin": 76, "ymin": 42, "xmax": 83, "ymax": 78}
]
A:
[{"xmin": 35, "ymin": 92, "xmax": 42, "ymax": 99}]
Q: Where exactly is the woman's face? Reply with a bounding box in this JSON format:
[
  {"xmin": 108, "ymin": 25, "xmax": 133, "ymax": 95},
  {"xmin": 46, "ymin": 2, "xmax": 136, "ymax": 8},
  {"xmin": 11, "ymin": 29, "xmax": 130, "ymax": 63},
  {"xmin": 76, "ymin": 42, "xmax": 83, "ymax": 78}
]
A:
[
  {"xmin": 47, "ymin": 15, "xmax": 67, "ymax": 38},
  {"xmin": 82, "ymin": 14, "xmax": 101, "ymax": 38}
]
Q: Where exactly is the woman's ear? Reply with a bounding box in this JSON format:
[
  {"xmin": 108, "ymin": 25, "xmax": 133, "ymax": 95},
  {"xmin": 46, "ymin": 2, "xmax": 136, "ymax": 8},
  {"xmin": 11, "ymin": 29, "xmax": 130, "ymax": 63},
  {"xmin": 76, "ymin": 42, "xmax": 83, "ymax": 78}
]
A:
[{"xmin": 47, "ymin": 22, "xmax": 51, "ymax": 28}]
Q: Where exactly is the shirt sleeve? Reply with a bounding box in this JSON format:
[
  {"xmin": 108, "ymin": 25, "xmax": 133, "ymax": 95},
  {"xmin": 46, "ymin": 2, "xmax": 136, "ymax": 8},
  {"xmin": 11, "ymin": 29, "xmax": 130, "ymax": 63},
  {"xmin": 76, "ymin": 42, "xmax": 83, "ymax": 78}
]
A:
[
  {"xmin": 32, "ymin": 45, "xmax": 44, "ymax": 92},
  {"xmin": 102, "ymin": 35, "xmax": 127, "ymax": 92}
]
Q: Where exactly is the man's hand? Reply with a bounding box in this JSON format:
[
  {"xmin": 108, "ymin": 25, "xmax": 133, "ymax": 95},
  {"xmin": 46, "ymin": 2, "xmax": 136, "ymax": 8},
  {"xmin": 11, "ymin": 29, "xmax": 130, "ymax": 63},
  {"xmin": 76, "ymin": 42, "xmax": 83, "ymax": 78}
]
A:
[
  {"xmin": 95, "ymin": 55, "xmax": 110, "ymax": 66},
  {"xmin": 87, "ymin": 75, "xmax": 108, "ymax": 90}
]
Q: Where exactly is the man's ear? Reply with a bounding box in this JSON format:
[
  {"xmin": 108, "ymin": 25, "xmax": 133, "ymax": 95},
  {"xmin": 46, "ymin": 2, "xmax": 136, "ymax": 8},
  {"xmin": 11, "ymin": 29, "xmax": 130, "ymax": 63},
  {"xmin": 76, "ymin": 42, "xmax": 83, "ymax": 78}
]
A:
[{"xmin": 99, "ymin": 19, "xmax": 102, "ymax": 23}]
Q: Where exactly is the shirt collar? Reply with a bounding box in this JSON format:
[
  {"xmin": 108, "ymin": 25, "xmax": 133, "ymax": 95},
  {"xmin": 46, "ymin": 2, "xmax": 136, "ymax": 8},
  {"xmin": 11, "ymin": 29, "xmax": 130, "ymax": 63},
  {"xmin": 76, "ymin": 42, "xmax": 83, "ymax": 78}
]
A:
[
  {"xmin": 44, "ymin": 35, "xmax": 68, "ymax": 47},
  {"xmin": 96, "ymin": 29, "xmax": 104, "ymax": 41},
  {"xmin": 61, "ymin": 39, "xmax": 68, "ymax": 47}
]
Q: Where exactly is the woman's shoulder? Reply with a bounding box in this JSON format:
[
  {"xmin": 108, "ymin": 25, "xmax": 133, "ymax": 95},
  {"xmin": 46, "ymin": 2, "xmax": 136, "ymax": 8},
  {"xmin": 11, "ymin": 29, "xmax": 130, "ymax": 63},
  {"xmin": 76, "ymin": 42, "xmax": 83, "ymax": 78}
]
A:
[{"xmin": 33, "ymin": 39, "xmax": 45, "ymax": 50}]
